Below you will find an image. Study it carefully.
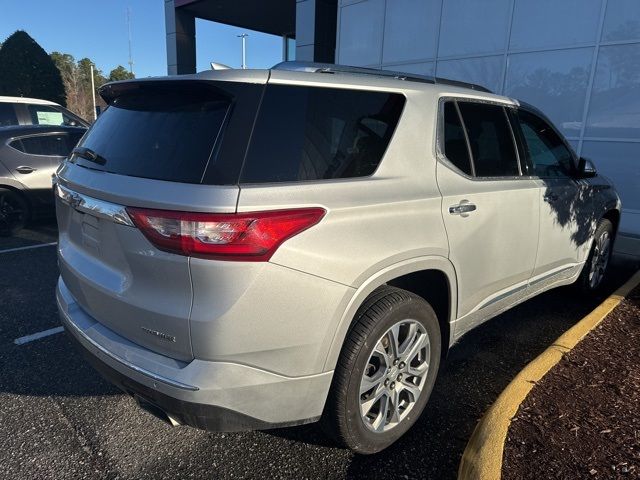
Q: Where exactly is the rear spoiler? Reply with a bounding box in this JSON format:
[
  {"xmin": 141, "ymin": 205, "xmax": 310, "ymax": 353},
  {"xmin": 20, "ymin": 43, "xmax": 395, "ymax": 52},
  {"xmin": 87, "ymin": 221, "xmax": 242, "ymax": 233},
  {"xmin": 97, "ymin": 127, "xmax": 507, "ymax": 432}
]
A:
[{"xmin": 98, "ymin": 79, "xmax": 231, "ymax": 105}]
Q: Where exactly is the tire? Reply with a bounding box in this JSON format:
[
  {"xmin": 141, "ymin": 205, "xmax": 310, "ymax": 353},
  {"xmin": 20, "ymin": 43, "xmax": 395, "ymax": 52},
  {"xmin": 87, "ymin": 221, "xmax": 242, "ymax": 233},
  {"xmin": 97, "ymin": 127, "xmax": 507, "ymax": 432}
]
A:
[
  {"xmin": 577, "ymin": 218, "xmax": 613, "ymax": 292},
  {"xmin": 0, "ymin": 188, "xmax": 30, "ymax": 236},
  {"xmin": 321, "ymin": 286, "xmax": 441, "ymax": 454}
]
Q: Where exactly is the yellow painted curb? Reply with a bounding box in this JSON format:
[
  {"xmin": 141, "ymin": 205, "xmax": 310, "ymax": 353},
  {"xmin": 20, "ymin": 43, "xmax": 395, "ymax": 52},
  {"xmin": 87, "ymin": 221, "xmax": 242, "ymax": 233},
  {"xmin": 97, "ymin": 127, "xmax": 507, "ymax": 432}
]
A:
[{"xmin": 458, "ymin": 270, "xmax": 640, "ymax": 480}]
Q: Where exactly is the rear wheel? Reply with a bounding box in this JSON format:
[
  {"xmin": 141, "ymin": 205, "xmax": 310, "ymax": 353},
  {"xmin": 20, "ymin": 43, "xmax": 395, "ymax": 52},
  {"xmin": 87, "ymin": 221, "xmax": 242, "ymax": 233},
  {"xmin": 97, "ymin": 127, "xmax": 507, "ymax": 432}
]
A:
[
  {"xmin": 0, "ymin": 188, "xmax": 29, "ymax": 236},
  {"xmin": 321, "ymin": 286, "xmax": 441, "ymax": 454},
  {"xmin": 577, "ymin": 218, "xmax": 613, "ymax": 291}
]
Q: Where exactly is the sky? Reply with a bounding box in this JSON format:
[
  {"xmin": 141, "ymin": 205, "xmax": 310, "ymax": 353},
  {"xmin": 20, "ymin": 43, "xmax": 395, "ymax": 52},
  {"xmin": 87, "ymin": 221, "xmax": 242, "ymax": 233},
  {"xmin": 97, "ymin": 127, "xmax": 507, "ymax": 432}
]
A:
[{"xmin": 0, "ymin": 0, "xmax": 284, "ymax": 78}]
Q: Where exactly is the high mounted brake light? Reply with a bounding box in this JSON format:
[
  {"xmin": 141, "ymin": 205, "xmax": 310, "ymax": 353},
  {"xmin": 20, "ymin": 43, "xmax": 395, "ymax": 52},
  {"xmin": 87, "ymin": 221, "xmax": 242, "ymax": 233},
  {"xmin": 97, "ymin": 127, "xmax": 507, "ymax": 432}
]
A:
[{"xmin": 126, "ymin": 207, "xmax": 326, "ymax": 261}]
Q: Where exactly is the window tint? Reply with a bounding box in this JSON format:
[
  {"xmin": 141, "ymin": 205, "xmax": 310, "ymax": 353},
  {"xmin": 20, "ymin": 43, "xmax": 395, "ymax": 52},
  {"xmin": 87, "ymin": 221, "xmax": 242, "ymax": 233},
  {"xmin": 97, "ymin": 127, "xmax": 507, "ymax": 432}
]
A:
[
  {"xmin": 27, "ymin": 104, "xmax": 78, "ymax": 126},
  {"xmin": 75, "ymin": 83, "xmax": 234, "ymax": 184},
  {"xmin": 443, "ymin": 102, "xmax": 472, "ymax": 175},
  {"xmin": 458, "ymin": 102, "xmax": 520, "ymax": 177},
  {"xmin": 240, "ymin": 85, "xmax": 405, "ymax": 183},
  {"xmin": 516, "ymin": 109, "xmax": 574, "ymax": 178},
  {"xmin": 0, "ymin": 103, "xmax": 18, "ymax": 126},
  {"xmin": 10, "ymin": 134, "xmax": 74, "ymax": 156},
  {"xmin": 67, "ymin": 131, "xmax": 85, "ymax": 150}
]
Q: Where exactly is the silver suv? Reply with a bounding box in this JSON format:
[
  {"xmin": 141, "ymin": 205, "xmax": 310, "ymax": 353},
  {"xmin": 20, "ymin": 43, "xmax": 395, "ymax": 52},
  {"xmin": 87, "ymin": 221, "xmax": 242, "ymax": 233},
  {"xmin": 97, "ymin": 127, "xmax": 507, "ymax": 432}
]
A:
[{"xmin": 55, "ymin": 62, "xmax": 620, "ymax": 454}]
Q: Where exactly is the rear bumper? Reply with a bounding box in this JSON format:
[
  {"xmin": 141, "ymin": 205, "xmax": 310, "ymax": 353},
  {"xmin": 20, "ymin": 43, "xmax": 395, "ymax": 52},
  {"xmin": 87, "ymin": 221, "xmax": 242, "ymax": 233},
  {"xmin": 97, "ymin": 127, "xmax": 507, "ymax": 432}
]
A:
[{"xmin": 57, "ymin": 277, "xmax": 332, "ymax": 431}]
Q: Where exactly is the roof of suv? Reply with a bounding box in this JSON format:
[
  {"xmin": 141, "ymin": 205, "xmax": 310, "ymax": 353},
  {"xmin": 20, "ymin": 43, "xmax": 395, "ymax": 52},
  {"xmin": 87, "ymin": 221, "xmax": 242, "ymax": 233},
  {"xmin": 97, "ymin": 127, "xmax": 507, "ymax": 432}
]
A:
[
  {"xmin": 0, "ymin": 96, "xmax": 59, "ymax": 106},
  {"xmin": 99, "ymin": 62, "xmax": 518, "ymax": 107},
  {"xmin": 272, "ymin": 61, "xmax": 493, "ymax": 92}
]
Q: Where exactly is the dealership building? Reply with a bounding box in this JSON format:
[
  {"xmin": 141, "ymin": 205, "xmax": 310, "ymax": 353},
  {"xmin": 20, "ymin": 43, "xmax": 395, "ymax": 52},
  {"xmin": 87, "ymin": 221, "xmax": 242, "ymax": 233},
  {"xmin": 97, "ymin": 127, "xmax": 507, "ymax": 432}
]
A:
[{"xmin": 165, "ymin": 0, "xmax": 640, "ymax": 258}]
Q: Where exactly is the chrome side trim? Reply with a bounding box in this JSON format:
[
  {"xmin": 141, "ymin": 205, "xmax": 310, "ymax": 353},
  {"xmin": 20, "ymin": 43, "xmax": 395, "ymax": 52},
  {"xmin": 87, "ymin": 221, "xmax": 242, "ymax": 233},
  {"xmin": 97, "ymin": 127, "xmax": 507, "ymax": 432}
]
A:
[
  {"xmin": 55, "ymin": 183, "xmax": 134, "ymax": 227},
  {"xmin": 477, "ymin": 283, "xmax": 528, "ymax": 310},
  {"xmin": 528, "ymin": 265, "xmax": 576, "ymax": 287},
  {"xmin": 60, "ymin": 307, "xmax": 199, "ymax": 392},
  {"xmin": 477, "ymin": 265, "xmax": 579, "ymax": 311}
]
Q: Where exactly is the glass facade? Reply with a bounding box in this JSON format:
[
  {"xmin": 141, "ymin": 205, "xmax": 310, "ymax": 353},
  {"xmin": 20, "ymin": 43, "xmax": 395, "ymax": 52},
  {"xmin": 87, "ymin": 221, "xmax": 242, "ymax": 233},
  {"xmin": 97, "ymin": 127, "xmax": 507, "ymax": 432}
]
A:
[{"xmin": 336, "ymin": 0, "xmax": 640, "ymax": 251}]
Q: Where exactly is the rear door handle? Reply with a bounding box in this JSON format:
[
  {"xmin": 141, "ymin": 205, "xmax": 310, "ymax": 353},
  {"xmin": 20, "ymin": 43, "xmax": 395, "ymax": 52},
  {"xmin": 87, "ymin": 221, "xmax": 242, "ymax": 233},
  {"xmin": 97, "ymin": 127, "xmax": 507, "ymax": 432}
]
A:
[
  {"xmin": 15, "ymin": 166, "xmax": 37, "ymax": 174},
  {"xmin": 449, "ymin": 202, "xmax": 477, "ymax": 216}
]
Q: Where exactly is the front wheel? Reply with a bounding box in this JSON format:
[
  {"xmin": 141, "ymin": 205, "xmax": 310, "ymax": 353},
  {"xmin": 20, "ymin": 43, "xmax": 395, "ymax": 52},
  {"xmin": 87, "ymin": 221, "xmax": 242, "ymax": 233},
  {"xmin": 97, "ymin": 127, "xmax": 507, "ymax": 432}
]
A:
[
  {"xmin": 577, "ymin": 218, "xmax": 613, "ymax": 291},
  {"xmin": 321, "ymin": 286, "xmax": 441, "ymax": 454}
]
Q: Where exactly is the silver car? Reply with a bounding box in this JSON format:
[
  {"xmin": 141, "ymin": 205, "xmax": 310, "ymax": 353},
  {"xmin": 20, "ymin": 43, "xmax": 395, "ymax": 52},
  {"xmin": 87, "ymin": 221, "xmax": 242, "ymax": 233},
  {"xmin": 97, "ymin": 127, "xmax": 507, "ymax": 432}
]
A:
[
  {"xmin": 55, "ymin": 62, "xmax": 620, "ymax": 454},
  {"xmin": 0, "ymin": 125, "xmax": 86, "ymax": 235}
]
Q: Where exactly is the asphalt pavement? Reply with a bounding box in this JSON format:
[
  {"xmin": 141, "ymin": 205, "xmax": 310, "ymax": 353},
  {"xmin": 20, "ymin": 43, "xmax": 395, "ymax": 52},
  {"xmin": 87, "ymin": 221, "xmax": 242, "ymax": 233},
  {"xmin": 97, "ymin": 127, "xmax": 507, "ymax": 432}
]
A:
[{"xmin": 0, "ymin": 219, "xmax": 635, "ymax": 479}]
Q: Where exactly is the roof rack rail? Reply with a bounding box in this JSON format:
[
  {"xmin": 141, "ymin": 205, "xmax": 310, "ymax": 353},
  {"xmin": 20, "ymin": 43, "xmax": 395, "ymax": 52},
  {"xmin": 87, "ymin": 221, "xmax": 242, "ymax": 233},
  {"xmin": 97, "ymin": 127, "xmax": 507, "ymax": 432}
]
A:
[{"xmin": 272, "ymin": 61, "xmax": 492, "ymax": 93}]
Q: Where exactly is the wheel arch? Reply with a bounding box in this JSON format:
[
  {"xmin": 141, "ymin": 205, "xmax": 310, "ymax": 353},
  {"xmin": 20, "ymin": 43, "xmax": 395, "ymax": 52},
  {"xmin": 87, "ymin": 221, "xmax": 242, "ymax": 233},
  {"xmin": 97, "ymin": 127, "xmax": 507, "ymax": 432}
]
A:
[
  {"xmin": 0, "ymin": 176, "xmax": 29, "ymax": 192},
  {"xmin": 0, "ymin": 181, "xmax": 32, "ymax": 210},
  {"xmin": 602, "ymin": 208, "xmax": 620, "ymax": 238},
  {"xmin": 323, "ymin": 256, "xmax": 457, "ymax": 372}
]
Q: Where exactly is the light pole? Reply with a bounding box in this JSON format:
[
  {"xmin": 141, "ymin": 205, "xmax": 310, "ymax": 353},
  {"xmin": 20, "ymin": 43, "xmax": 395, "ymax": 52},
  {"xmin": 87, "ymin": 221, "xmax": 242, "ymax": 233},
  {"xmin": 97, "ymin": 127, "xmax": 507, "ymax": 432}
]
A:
[
  {"xmin": 127, "ymin": 7, "xmax": 135, "ymax": 76},
  {"xmin": 89, "ymin": 64, "xmax": 97, "ymax": 121},
  {"xmin": 237, "ymin": 33, "xmax": 248, "ymax": 69}
]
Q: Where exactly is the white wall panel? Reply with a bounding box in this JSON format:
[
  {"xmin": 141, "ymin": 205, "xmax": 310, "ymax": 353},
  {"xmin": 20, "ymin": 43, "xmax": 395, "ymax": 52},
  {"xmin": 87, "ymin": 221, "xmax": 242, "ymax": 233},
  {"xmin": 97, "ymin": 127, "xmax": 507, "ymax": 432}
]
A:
[
  {"xmin": 438, "ymin": 0, "xmax": 511, "ymax": 57},
  {"xmin": 382, "ymin": 0, "xmax": 441, "ymax": 63},
  {"xmin": 505, "ymin": 48, "xmax": 593, "ymax": 136},
  {"xmin": 510, "ymin": 0, "xmax": 602, "ymax": 50},
  {"xmin": 582, "ymin": 141, "xmax": 640, "ymax": 211},
  {"xmin": 602, "ymin": 0, "xmax": 640, "ymax": 42},
  {"xmin": 337, "ymin": 0, "xmax": 385, "ymax": 66},
  {"xmin": 586, "ymin": 43, "xmax": 640, "ymax": 138},
  {"xmin": 436, "ymin": 56, "xmax": 504, "ymax": 93}
]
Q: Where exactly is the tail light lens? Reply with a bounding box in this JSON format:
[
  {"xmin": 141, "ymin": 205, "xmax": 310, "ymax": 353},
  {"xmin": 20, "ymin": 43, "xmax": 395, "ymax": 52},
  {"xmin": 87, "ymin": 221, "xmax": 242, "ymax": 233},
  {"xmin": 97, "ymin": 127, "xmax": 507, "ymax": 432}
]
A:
[{"xmin": 126, "ymin": 207, "xmax": 326, "ymax": 261}]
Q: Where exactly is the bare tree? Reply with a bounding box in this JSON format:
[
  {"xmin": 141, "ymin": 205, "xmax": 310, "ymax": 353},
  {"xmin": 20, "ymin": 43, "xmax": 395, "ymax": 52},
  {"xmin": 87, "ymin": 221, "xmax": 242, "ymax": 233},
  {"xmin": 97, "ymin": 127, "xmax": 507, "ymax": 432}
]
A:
[{"xmin": 50, "ymin": 52, "xmax": 107, "ymax": 121}]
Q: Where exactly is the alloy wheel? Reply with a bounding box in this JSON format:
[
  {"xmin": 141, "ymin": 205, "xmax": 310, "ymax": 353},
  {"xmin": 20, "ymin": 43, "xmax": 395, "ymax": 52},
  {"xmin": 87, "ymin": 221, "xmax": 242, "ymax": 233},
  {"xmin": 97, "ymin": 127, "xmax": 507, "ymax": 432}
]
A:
[
  {"xmin": 359, "ymin": 320, "xmax": 430, "ymax": 433},
  {"xmin": 589, "ymin": 230, "xmax": 611, "ymax": 289}
]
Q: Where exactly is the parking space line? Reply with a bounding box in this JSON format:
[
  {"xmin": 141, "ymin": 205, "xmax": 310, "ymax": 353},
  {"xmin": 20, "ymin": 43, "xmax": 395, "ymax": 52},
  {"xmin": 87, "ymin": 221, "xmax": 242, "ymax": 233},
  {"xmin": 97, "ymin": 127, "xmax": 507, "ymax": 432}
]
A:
[
  {"xmin": 0, "ymin": 242, "xmax": 57, "ymax": 254},
  {"xmin": 14, "ymin": 326, "xmax": 64, "ymax": 345}
]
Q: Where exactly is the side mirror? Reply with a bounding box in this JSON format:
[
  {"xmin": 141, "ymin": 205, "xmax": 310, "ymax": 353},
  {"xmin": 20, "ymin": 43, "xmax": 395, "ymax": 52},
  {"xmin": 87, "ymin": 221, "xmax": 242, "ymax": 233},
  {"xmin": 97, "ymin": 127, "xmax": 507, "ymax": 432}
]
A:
[{"xmin": 577, "ymin": 157, "xmax": 597, "ymax": 178}]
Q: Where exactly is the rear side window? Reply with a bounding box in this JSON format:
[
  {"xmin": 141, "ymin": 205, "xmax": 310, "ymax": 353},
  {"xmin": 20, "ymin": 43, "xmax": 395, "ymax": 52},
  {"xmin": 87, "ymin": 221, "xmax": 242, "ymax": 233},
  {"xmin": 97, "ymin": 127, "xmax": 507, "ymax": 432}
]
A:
[
  {"xmin": 457, "ymin": 102, "xmax": 520, "ymax": 177},
  {"xmin": 10, "ymin": 133, "xmax": 75, "ymax": 156},
  {"xmin": 74, "ymin": 83, "xmax": 234, "ymax": 184},
  {"xmin": 240, "ymin": 85, "xmax": 405, "ymax": 183},
  {"xmin": 443, "ymin": 102, "xmax": 473, "ymax": 176},
  {"xmin": 0, "ymin": 103, "xmax": 18, "ymax": 127}
]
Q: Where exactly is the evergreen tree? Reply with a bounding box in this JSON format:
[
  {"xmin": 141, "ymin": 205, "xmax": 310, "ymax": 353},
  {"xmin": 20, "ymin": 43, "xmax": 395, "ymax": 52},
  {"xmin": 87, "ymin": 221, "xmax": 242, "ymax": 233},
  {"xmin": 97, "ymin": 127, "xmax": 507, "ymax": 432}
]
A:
[
  {"xmin": 108, "ymin": 65, "xmax": 135, "ymax": 82},
  {"xmin": 0, "ymin": 30, "xmax": 65, "ymax": 105}
]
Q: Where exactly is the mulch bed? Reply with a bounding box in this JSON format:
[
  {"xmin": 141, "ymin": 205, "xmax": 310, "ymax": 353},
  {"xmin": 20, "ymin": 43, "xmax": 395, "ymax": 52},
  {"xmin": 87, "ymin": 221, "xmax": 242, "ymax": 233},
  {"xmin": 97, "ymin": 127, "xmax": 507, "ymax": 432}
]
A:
[{"xmin": 502, "ymin": 284, "xmax": 640, "ymax": 480}]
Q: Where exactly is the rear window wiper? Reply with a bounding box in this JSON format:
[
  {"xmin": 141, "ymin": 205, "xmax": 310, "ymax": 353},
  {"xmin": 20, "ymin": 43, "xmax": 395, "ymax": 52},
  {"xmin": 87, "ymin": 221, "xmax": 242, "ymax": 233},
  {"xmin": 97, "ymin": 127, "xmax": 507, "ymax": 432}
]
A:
[{"xmin": 71, "ymin": 146, "xmax": 107, "ymax": 166}]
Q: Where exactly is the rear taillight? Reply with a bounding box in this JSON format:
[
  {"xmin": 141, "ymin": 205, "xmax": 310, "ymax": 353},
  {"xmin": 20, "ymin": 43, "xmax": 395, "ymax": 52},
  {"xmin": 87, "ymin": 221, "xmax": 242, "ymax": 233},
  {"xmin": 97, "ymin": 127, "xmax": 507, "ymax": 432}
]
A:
[{"xmin": 126, "ymin": 207, "xmax": 326, "ymax": 261}]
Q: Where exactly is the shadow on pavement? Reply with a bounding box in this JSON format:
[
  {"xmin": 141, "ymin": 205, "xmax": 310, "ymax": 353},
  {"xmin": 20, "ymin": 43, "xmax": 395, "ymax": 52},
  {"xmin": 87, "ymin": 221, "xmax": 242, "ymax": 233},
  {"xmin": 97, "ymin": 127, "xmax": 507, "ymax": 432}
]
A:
[{"xmin": 0, "ymin": 217, "xmax": 58, "ymax": 251}]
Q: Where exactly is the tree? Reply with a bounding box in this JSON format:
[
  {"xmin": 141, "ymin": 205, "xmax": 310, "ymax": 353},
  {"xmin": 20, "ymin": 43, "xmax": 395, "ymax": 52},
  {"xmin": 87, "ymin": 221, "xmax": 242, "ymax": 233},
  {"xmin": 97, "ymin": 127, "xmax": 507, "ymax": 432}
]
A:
[
  {"xmin": 108, "ymin": 65, "xmax": 135, "ymax": 82},
  {"xmin": 50, "ymin": 53, "xmax": 109, "ymax": 121},
  {"xmin": 51, "ymin": 52, "xmax": 83, "ymax": 115},
  {"xmin": 0, "ymin": 30, "xmax": 65, "ymax": 105}
]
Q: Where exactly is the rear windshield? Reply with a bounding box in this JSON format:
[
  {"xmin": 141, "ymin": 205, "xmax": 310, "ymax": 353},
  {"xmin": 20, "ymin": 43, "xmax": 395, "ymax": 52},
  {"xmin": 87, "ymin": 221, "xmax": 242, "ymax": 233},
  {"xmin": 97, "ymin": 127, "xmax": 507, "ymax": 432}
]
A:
[
  {"xmin": 71, "ymin": 81, "xmax": 405, "ymax": 185},
  {"xmin": 240, "ymin": 85, "xmax": 405, "ymax": 183},
  {"xmin": 73, "ymin": 82, "xmax": 235, "ymax": 184}
]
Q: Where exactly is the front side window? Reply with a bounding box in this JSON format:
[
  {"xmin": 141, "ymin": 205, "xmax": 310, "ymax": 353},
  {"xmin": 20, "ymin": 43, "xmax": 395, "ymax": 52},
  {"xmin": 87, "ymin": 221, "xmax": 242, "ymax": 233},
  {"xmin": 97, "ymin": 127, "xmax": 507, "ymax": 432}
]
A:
[
  {"xmin": 240, "ymin": 85, "xmax": 405, "ymax": 183},
  {"xmin": 457, "ymin": 102, "xmax": 520, "ymax": 177},
  {"xmin": 10, "ymin": 133, "xmax": 73, "ymax": 156},
  {"xmin": 516, "ymin": 109, "xmax": 575, "ymax": 178}
]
